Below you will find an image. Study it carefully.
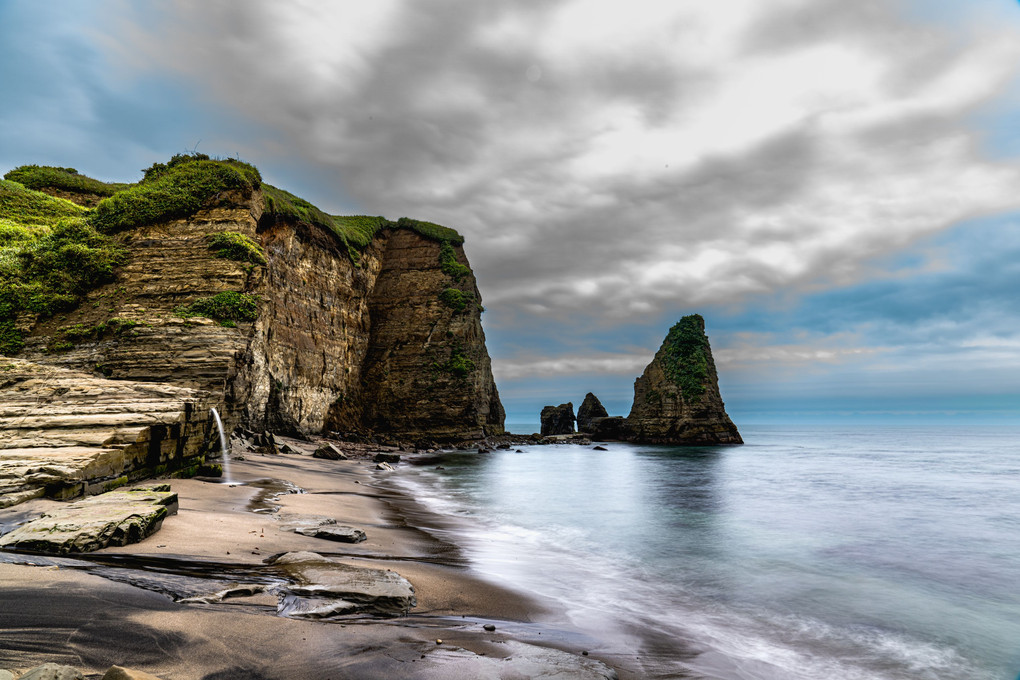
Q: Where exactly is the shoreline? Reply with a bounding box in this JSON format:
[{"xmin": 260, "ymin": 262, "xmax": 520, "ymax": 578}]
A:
[{"xmin": 0, "ymin": 438, "xmax": 623, "ymax": 679}]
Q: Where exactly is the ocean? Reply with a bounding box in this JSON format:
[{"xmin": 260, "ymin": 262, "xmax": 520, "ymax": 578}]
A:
[{"xmin": 385, "ymin": 424, "xmax": 1020, "ymax": 680}]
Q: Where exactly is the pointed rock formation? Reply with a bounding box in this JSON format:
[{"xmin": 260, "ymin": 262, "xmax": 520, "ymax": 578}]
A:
[
  {"xmin": 576, "ymin": 393, "xmax": 609, "ymax": 433},
  {"xmin": 597, "ymin": 314, "xmax": 741, "ymax": 445},
  {"xmin": 540, "ymin": 403, "xmax": 576, "ymax": 435}
]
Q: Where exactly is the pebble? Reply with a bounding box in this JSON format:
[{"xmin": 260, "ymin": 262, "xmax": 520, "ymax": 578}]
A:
[
  {"xmin": 483, "ymin": 624, "xmax": 496, "ymax": 631},
  {"xmin": 436, "ymin": 639, "xmax": 443, "ymax": 645}
]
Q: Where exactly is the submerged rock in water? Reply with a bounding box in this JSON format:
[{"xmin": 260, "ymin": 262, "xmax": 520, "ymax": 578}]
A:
[
  {"xmin": 576, "ymin": 393, "xmax": 609, "ymax": 433},
  {"xmin": 0, "ymin": 485, "xmax": 178, "ymax": 555},
  {"xmin": 540, "ymin": 403, "xmax": 576, "ymax": 435},
  {"xmin": 270, "ymin": 551, "xmax": 415, "ymax": 617}
]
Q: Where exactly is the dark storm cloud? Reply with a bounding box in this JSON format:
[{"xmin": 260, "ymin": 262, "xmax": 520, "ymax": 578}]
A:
[{"xmin": 112, "ymin": 1, "xmax": 1020, "ymax": 325}]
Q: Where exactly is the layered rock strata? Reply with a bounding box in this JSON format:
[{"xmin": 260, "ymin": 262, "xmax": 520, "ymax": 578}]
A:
[
  {"xmin": 0, "ymin": 358, "xmax": 214, "ymax": 508},
  {"xmin": 540, "ymin": 403, "xmax": 576, "ymax": 435},
  {"xmin": 576, "ymin": 392, "xmax": 609, "ymax": 433}
]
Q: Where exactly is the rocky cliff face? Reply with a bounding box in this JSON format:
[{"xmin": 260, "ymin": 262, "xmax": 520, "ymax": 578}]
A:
[
  {"xmin": 0, "ymin": 158, "xmax": 505, "ymax": 506},
  {"xmin": 614, "ymin": 315, "xmax": 741, "ymax": 445}
]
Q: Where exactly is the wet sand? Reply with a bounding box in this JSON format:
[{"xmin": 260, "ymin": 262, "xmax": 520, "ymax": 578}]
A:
[{"xmin": 0, "ymin": 443, "xmax": 623, "ymax": 679}]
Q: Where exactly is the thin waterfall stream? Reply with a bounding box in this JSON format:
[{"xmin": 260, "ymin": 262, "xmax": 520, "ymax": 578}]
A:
[{"xmin": 210, "ymin": 407, "xmax": 232, "ymax": 484}]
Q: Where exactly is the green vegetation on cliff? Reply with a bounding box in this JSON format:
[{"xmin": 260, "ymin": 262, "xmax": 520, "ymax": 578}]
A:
[
  {"xmin": 174, "ymin": 291, "xmax": 260, "ymax": 322},
  {"xmin": 0, "ymin": 179, "xmax": 87, "ymax": 228},
  {"xmin": 660, "ymin": 314, "xmax": 710, "ymax": 403},
  {"xmin": 262, "ymin": 184, "xmax": 464, "ymax": 260},
  {"xmin": 4, "ymin": 165, "xmax": 127, "ymax": 198},
  {"xmin": 439, "ymin": 241, "xmax": 470, "ymax": 280},
  {"xmin": 439, "ymin": 287, "xmax": 476, "ymax": 312},
  {"xmin": 0, "ymin": 180, "xmax": 125, "ymax": 355},
  {"xmin": 90, "ymin": 154, "xmax": 261, "ymax": 233},
  {"xmin": 208, "ymin": 231, "xmax": 266, "ymax": 265}
]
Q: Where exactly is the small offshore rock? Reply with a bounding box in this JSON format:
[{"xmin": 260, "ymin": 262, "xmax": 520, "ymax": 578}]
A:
[
  {"xmin": 102, "ymin": 665, "xmax": 166, "ymax": 680},
  {"xmin": 313, "ymin": 443, "xmax": 348, "ymax": 460},
  {"xmin": 593, "ymin": 445, "xmax": 608, "ymax": 451},
  {"xmin": 373, "ymin": 452, "xmax": 401, "ymax": 464},
  {"xmin": 576, "ymin": 392, "xmax": 609, "ymax": 433},
  {"xmin": 19, "ymin": 664, "xmax": 85, "ymax": 680},
  {"xmin": 540, "ymin": 402, "xmax": 576, "ymax": 435},
  {"xmin": 483, "ymin": 623, "xmax": 496, "ymax": 631}
]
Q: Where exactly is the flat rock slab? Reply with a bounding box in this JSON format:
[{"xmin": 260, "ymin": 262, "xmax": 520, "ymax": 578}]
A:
[
  {"xmin": 294, "ymin": 525, "xmax": 367, "ymax": 543},
  {"xmin": 271, "ymin": 551, "xmax": 415, "ymax": 618},
  {"xmin": 18, "ymin": 664, "xmax": 84, "ymax": 680},
  {"xmin": 0, "ymin": 485, "xmax": 178, "ymax": 555}
]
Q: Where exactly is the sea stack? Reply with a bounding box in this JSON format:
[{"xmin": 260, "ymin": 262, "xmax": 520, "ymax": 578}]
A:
[
  {"xmin": 576, "ymin": 393, "xmax": 608, "ymax": 433},
  {"xmin": 603, "ymin": 314, "xmax": 741, "ymax": 445},
  {"xmin": 540, "ymin": 403, "xmax": 576, "ymax": 435}
]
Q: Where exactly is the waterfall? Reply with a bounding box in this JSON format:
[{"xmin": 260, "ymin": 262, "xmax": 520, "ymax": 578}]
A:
[{"xmin": 210, "ymin": 407, "xmax": 232, "ymax": 484}]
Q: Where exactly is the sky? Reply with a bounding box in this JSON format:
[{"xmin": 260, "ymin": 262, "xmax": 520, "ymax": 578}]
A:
[{"xmin": 3, "ymin": 0, "xmax": 1020, "ymax": 425}]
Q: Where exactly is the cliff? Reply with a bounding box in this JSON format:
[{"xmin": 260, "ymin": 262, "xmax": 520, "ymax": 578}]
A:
[
  {"xmin": 0, "ymin": 156, "xmax": 504, "ymax": 505},
  {"xmin": 605, "ymin": 315, "xmax": 741, "ymax": 445}
]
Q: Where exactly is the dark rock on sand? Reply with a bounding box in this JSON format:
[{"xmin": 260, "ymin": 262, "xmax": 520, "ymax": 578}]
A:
[
  {"xmin": 576, "ymin": 393, "xmax": 609, "ymax": 433},
  {"xmin": 295, "ymin": 525, "xmax": 367, "ymax": 543},
  {"xmin": 373, "ymin": 452, "xmax": 401, "ymax": 464},
  {"xmin": 540, "ymin": 403, "xmax": 576, "ymax": 435},
  {"xmin": 312, "ymin": 443, "xmax": 348, "ymax": 460},
  {"xmin": 276, "ymin": 514, "xmax": 366, "ymax": 542},
  {"xmin": 0, "ymin": 485, "xmax": 177, "ymax": 554}
]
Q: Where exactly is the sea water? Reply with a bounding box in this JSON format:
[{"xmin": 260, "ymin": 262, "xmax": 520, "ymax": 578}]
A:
[{"xmin": 386, "ymin": 425, "xmax": 1020, "ymax": 679}]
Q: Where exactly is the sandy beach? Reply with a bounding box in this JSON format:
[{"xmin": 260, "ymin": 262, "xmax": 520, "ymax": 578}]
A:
[{"xmin": 0, "ymin": 440, "xmax": 622, "ymax": 680}]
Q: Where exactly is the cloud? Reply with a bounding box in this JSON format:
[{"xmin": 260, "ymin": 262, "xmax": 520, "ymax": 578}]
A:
[{"xmin": 108, "ymin": 0, "xmax": 1020, "ymax": 326}]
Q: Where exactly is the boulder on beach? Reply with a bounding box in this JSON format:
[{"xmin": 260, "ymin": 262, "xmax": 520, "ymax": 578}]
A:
[
  {"xmin": 576, "ymin": 393, "xmax": 609, "ymax": 433},
  {"xmin": 313, "ymin": 443, "xmax": 348, "ymax": 460},
  {"xmin": 540, "ymin": 403, "xmax": 575, "ymax": 435},
  {"xmin": 270, "ymin": 551, "xmax": 416, "ymax": 617},
  {"xmin": 0, "ymin": 485, "xmax": 178, "ymax": 555},
  {"xmin": 102, "ymin": 666, "xmax": 166, "ymax": 680},
  {"xmin": 373, "ymin": 452, "xmax": 401, "ymax": 464}
]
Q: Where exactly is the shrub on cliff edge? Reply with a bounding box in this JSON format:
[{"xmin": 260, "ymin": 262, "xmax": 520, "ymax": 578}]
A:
[{"xmin": 90, "ymin": 155, "xmax": 261, "ymax": 233}]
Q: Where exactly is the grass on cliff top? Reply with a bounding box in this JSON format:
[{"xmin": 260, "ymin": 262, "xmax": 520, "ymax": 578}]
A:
[
  {"xmin": 3, "ymin": 165, "xmax": 129, "ymax": 198},
  {"xmin": 262, "ymin": 183, "xmax": 465, "ymax": 257},
  {"xmin": 0, "ymin": 179, "xmax": 88, "ymax": 228},
  {"xmin": 660, "ymin": 314, "xmax": 710, "ymax": 404},
  {"xmin": 89, "ymin": 154, "xmax": 262, "ymax": 233}
]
